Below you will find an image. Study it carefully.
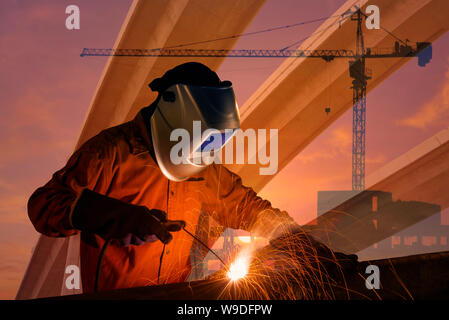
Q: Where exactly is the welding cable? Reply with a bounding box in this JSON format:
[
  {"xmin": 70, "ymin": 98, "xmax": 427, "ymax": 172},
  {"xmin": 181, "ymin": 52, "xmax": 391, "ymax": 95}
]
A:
[
  {"xmin": 95, "ymin": 239, "xmax": 167, "ymax": 291},
  {"xmin": 182, "ymin": 226, "xmax": 228, "ymax": 272},
  {"xmin": 157, "ymin": 244, "xmax": 166, "ymax": 284},
  {"xmin": 93, "ymin": 224, "xmax": 230, "ymax": 292},
  {"xmin": 151, "ymin": 227, "xmax": 230, "ymax": 285},
  {"xmin": 94, "ymin": 238, "xmax": 111, "ymax": 292}
]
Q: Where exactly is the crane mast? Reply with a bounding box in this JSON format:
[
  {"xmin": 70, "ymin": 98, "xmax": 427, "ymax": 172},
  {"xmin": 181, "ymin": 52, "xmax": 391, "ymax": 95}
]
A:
[{"xmin": 350, "ymin": 9, "xmax": 370, "ymax": 191}]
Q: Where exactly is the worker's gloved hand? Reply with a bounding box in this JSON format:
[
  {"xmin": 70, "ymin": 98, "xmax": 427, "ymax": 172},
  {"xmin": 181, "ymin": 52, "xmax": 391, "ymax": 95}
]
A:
[
  {"xmin": 119, "ymin": 218, "xmax": 187, "ymax": 246},
  {"xmin": 269, "ymin": 225, "xmax": 358, "ymax": 277},
  {"xmin": 70, "ymin": 189, "xmax": 185, "ymax": 246}
]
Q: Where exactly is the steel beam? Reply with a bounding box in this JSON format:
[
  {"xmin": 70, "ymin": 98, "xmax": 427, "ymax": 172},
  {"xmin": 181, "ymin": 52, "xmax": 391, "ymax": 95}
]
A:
[{"xmin": 46, "ymin": 251, "xmax": 449, "ymax": 300}]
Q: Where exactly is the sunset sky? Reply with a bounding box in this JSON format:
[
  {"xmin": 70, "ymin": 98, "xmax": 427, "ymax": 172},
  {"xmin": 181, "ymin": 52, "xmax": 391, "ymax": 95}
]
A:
[{"xmin": 1, "ymin": 0, "xmax": 448, "ymax": 299}]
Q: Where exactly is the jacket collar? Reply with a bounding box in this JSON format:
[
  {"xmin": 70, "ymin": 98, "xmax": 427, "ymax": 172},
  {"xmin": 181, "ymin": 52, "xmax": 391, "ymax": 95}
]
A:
[
  {"xmin": 133, "ymin": 107, "xmax": 153, "ymax": 148},
  {"xmin": 130, "ymin": 105, "xmax": 159, "ymax": 162}
]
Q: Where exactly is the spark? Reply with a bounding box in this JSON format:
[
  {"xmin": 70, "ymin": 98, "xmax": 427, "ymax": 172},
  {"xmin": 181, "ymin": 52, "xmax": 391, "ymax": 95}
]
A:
[
  {"xmin": 236, "ymin": 236, "xmax": 252, "ymax": 244},
  {"xmin": 227, "ymin": 256, "xmax": 249, "ymax": 281},
  {"xmin": 211, "ymin": 226, "xmax": 378, "ymax": 300}
]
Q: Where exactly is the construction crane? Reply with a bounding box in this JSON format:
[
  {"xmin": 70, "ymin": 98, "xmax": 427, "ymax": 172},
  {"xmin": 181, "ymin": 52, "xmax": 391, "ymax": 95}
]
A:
[
  {"xmin": 346, "ymin": 10, "xmax": 431, "ymax": 190},
  {"xmin": 81, "ymin": 9, "xmax": 432, "ymax": 191}
]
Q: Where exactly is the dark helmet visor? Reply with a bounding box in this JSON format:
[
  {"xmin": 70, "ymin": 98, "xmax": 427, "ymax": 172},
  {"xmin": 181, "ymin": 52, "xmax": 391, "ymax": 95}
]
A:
[{"xmin": 187, "ymin": 84, "xmax": 240, "ymax": 131}]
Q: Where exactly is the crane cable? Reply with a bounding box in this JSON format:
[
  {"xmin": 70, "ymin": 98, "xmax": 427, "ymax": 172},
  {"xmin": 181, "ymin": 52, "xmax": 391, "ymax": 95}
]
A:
[
  {"xmin": 155, "ymin": 7, "xmax": 413, "ymax": 52},
  {"xmin": 280, "ymin": 11, "xmax": 350, "ymax": 51},
  {"xmin": 157, "ymin": 14, "xmax": 343, "ymax": 50},
  {"xmin": 358, "ymin": 10, "xmax": 411, "ymax": 46}
]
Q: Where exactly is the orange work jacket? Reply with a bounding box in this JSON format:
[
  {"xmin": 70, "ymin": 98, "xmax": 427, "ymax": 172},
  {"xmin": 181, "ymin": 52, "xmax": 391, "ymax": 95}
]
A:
[{"xmin": 28, "ymin": 107, "xmax": 294, "ymax": 293}]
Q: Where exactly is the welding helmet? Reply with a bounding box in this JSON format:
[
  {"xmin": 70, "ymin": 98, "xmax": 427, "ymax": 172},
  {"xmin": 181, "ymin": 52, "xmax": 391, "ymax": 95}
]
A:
[{"xmin": 149, "ymin": 63, "xmax": 240, "ymax": 181}]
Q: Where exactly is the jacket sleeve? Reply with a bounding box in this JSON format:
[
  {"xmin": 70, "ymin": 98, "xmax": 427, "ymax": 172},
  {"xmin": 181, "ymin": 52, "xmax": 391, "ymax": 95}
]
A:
[
  {"xmin": 204, "ymin": 164, "xmax": 298, "ymax": 239},
  {"xmin": 28, "ymin": 137, "xmax": 113, "ymax": 237}
]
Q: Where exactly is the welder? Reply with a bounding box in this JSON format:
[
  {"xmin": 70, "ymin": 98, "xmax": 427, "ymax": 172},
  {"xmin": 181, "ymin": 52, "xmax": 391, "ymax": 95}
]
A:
[{"xmin": 28, "ymin": 62, "xmax": 357, "ymax": 292}]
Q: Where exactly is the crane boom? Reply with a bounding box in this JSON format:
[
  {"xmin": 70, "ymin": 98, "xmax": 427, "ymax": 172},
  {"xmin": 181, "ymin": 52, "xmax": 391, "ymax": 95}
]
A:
[{"xmin": 80, "ymin": 44, "xmax": 429, "ymax": 60}]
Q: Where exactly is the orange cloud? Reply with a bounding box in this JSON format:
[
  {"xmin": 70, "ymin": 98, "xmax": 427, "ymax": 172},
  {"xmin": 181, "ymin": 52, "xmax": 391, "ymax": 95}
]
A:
[
  {"xmin": 365, "ymin": 153, "xmax": 387, "ymax": 165},
  {"xmin": 0, "ymin": 194, "xmax": 29, "ymax": 225},
  {"xmin": 398, "ymin": 59, "xmax": 449, "ymax": 129},
  {"xmin": 0, "ymin": 241, "xmax": 37, "ymax": 299},
  {"xmin": 330, "ymin": 126, "xmax": 352, "ymax": 148},
  {"xmin": 296, "ymin": 125, "xmax": 352, "ymax": 164},
  {"xmin": 258, "ymin": 124, "xmax": 354, "ymax": 225}
]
